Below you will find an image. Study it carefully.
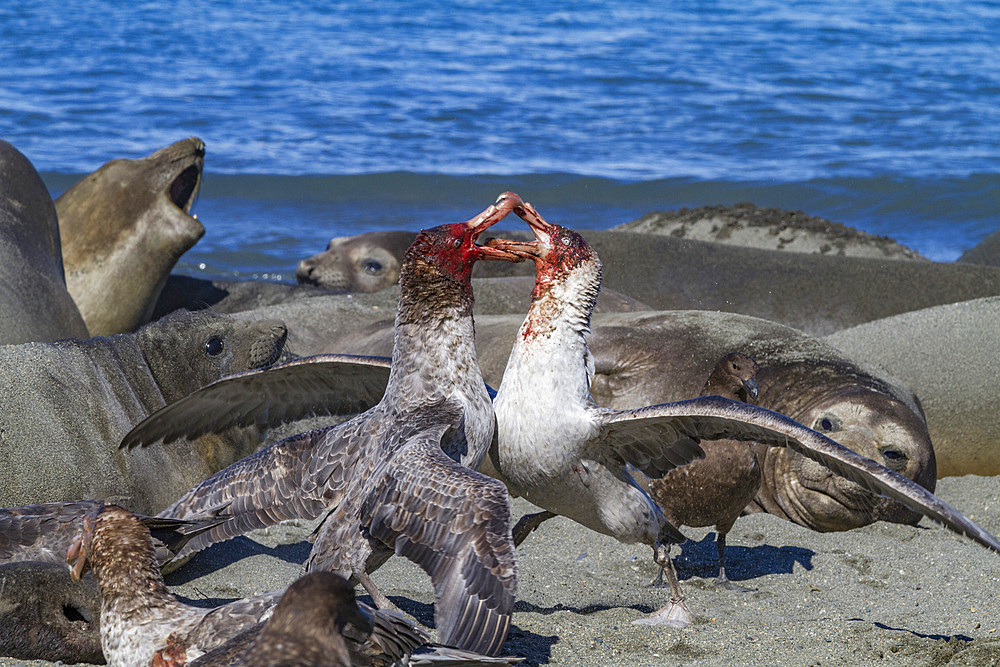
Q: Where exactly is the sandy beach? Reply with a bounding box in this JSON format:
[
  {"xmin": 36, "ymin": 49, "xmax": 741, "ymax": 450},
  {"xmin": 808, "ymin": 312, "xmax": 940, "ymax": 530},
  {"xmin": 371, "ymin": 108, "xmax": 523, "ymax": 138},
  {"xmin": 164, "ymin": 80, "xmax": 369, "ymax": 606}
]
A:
[{"xmin": 6, "ymin": 474, "xmax": 999, "ymax": 667}]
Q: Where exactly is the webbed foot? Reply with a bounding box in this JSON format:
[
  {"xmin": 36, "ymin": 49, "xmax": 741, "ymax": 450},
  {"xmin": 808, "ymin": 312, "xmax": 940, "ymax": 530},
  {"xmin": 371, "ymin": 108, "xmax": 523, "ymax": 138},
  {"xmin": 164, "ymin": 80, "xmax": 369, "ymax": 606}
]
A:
[{"xmin": 632, "ymin": 599, "xmax": 693, "ymax": 628}]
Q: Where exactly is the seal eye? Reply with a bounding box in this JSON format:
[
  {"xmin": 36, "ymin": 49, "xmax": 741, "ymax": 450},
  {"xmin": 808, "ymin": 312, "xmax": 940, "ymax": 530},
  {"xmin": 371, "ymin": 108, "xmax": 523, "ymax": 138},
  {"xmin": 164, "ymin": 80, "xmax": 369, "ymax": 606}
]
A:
[
  {"xmin": 362, "ymin": 259, "xmax": 383, "ymax": 275},
  {"xmin": 453, "ymin": 239, "xmax": 462, "ymax": 248},
  {"xmin": 813, "ymin": 415, "xmax": 841, "ymax": 433},
  {"xmin": 880, "ymin": 447, "xmax": 907, "ymax": 461},
  {"xmin": 205, "ymin": 336, "xmax": 224, "ymax": 356},
  {"xmin": 879, "ymin": 446, "xmax": 908, "ymax": 470}
]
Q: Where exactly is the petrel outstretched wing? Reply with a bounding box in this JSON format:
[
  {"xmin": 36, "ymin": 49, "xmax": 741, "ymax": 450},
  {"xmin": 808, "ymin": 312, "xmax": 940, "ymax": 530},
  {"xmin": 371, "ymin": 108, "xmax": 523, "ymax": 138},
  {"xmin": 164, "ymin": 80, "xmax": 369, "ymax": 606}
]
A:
[
  {"xmin": 597, "ymin": 395, "xmax": 1000, "ymax": 554},
  {"xmin": 158, "ymin": 419, "xmax": 368, "ymax": 561},
  {"xmin": 121, "ymin": 354, "xmax": 392, "ymax": 449}
]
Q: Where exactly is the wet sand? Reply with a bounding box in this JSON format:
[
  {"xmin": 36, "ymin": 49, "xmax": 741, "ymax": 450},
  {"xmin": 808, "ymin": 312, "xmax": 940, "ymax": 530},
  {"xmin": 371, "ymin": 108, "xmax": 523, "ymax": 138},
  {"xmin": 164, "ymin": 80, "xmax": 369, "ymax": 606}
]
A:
[{"xmin": 6, "ymin": 474, "xmax": 999, "ymax": 667}]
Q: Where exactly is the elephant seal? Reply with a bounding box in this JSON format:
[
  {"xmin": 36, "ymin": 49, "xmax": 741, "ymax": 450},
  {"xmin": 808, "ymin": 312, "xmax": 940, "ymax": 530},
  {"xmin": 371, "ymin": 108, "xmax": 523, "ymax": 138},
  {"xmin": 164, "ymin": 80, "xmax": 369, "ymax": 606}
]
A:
[
  {"xmin": 0, "ymin": 310, "xmax": 287, "ymax": 514},
  {"xmin": 613, "ymin": 203, "xmax": 928, "ymax": 260},
  {"xmin": 825, "ymin": 296, "xmax": 1000, "ymax": 477},
  {"xmin": 0, "ymin": 139, "xmax": 89, "ymax": 344},
  {"xmin": 292, "ymin": 228, "xmax": 1000, "ymax": 335},
  {"xmin": 328, "ymin": 310, "xmax": 935, "ymax": 532},
  {"xmin": 55, "ymin": 137, "xmax": 206, "ymax": 336},
  {"xmin": 296, "ymin": 230, "xmax": 417, "ymax": 291},
  {"xmin": 0, "ymin": 561, "xmax": 103, "ymax": 664},
  {"xmin": 155, "ymin": 274, "xmax": 647, "ymax": 357},
  {"xmin": 153, "ymin": 274, "xmax": 336, "ymax": 321},
  {"xmin": 957, "ymin": 229, "xmax": 1000, "ymax": 267}
]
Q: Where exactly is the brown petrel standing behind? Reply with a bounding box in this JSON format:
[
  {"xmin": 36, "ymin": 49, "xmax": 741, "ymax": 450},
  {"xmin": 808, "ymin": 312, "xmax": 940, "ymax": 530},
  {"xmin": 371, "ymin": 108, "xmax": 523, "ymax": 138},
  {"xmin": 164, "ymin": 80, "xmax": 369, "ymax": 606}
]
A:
[{"xmin": 632, "ymin": 352, "xmax": 762, "ymax": 592}]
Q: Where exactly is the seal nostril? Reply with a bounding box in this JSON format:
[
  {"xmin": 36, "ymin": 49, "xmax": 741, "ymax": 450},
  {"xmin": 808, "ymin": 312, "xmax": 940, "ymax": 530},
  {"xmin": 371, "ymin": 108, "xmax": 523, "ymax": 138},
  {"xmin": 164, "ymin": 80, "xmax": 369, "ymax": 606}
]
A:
[{"xmin": 63, "ymin": 604, "xmax": 87, "ymax": 623}]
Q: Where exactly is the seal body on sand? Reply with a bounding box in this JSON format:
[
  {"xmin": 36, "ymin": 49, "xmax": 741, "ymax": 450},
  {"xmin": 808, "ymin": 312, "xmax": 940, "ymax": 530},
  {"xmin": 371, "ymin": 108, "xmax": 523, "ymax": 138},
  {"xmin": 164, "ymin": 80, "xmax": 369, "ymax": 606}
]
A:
[
  {"xmin": 825, "ymin": 296, "xmax": 1000, "ymax": 477},
  {"xmin": 0, "ymin": 561, "xmax": 103, "ymax": 664},
  {"xmin": 153, "ymin": 275, "xmax": 336, "ymax": 321},
  {"xmin": 292, "ymin": 228, "xmax": 1000, "ymax": 335},
  {"xmin": 0, "ymin": 310, "xmax": 287, "ymax": 514},
  {"xmin": 0, "ymin": 139, "xmax": 89, "ymax": 344},
  {"xmin": 155, "ymin": 274, "xmax": 647, "ymax": 358},
  {"xmin": 614, "ymin": 203, "xmax": 927, "ymax": 260},
  {"xmin": 957, "ymin": 230, "xmax": 1000, "ymax": 267},
  {"xmin": 55, "ymin": 137, "xmax": 206, "ymax": 336},
  {"xmin": 325, "ymin": 272, "xmax": 936, "ymax": 533},
  {"xmin": 582, "ymin": 310, "xmax": 936, "ymax": 532},
  {"xmin": 296, "ymin": 230, "xmax": 418, "ymax": 291}
]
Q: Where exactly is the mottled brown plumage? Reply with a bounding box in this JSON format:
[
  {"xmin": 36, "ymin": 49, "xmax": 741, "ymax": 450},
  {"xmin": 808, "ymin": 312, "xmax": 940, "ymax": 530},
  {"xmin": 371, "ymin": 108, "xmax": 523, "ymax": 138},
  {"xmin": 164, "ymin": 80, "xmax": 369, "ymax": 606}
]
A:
[
  {"xmin": 190, "ymin": 573, "xmax": 523, "ymax": 667},
  {"xmin": 125, "ymin": 194, "xmax": 526, "ymax": 655},
  {"xmin": 67, "ymin": 504, "xmax": 279, "ymax": 667},
  {"xmin": 635, "ymin": 352, "xmax": 762, "ymax": 589}
]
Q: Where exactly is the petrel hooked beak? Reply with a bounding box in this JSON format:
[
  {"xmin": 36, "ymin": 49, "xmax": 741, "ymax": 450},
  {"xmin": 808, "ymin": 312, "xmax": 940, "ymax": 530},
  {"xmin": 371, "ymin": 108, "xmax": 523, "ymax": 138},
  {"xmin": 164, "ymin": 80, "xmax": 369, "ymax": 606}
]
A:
[
  {"xmin": 468, "ymin": 192, "xmax": 527, "ymax": 262},
  {"xmin": 67, "ymin": 515, "xmax": 95, "ymax": 581},
  {"xmin": 742, "ymin": 377, "xmax": 760, "ymax": 402},
  {"xmin": 484, "ymin": 199, "xmax": 557, "ymax": 259}
]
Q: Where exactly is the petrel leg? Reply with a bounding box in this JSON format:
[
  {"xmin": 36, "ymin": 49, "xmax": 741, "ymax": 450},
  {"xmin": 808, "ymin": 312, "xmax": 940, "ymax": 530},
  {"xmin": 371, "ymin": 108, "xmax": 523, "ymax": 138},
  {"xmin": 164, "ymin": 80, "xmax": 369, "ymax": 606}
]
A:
[
  {"xmin": 512, "ymin": 510, "xmax": 557, "ymax": 547},
  {"xmin": 633, "ymin": 542, "xmax": 693, "ymax": 628},
  {"xmin": 356, "ymin": 569, "xmax": 398, "ymax": 611},
  {"xmin": 715, "ymin": 531, "xmax": 754, "ymax": 592}
]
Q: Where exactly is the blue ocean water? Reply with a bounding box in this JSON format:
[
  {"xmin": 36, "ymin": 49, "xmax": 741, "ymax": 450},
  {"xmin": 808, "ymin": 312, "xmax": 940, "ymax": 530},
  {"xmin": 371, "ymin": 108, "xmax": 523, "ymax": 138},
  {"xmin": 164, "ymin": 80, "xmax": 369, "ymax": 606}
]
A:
[{"xmin": 2, "ymin": 1, "xmax": 998, "ymax": 277}]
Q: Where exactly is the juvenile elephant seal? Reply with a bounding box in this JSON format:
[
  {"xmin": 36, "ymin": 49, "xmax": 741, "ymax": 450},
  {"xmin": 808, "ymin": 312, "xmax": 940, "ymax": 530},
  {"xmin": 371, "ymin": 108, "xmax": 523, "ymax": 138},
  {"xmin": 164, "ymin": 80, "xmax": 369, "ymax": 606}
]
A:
[
  {"xmin": 296, "ymin": 230, "xmax": 417, "ymax": 291},
  {"xmin": 613, "ymin": 203, "xmax": 928, "ymax": 260},
  {"xmin": 0, "ymin": 139, "xmax": 89, "ymax": 344},
  {"xmin": 825, "ymin": 296, "xmax": 1000, "ymax": 477},
  {"xmin": 331, "ymin": 310, "xmax": 935, "ymax": 533},
  {"xmin": 294, "ymin": 228, "xmax": 1000, "ymax": 335},
  {"xmin": 0, "ymin": 560, "xmax": 103, "ymax": 664},
  {"xmin": 0, "ymin": 310, "xmax": 287, "ymax": 514},
  {"xmin": 55, "ymin": 137, "xmax": 206, "ymax": 336}
]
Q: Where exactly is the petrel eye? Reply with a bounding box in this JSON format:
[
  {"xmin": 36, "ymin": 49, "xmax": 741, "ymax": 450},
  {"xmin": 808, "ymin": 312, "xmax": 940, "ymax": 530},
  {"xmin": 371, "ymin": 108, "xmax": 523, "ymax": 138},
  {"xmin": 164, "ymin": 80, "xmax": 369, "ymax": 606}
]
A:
[
  {"xmin": 205, "ymin": 336, "xmax": 224, "ymax": 356},
  {"xmin": 561, "ymin": 236, "xmax": 571, "ymax": 246},
  {"xmin": 453, "ymin": 239, "xmax": 462, "ymax": 248},
  {"xmin": 362, "ymin": 259, "xmax": 383, "ymax": 274}
]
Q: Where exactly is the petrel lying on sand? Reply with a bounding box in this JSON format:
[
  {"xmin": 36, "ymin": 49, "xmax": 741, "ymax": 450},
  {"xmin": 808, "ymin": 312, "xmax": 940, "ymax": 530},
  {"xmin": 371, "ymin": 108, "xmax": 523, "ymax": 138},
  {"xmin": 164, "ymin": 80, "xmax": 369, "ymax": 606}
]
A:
[
  {"xmin": 485, "ymin": 199, "xmax": 1000, "ymax": 627},
  {"xmin": 123, "ymin": 194, "xmax": 528, "ymax": 656}
]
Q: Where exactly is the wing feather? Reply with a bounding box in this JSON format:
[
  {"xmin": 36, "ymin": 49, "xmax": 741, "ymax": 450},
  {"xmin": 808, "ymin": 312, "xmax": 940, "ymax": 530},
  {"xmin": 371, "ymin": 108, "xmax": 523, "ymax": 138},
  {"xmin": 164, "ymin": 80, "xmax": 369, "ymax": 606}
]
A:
[
  {"xmin": 159, "ymin": 423, "xmax": 363, "ymax": 560},
  {"xmin": 121, "ymin": 354, "xmax": 391, "ymax": 449},
  {"xmin": 600, "ymin": 395, "xmax": 1000, "ymax": 553},
  {"xmin": 359, "ymin": 429, "xmax": 517, "ymax": 656}
]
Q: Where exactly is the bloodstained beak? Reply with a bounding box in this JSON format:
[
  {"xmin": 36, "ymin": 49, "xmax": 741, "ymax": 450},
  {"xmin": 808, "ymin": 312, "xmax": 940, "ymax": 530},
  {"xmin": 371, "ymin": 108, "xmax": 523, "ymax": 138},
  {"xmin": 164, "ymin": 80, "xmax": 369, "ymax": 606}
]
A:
[
  {"xmin": 468, "ymin": 192, "xmax": 527, "ymax": 262},
  {"xmin": 67, "ymin": 521, "xmax": 92, "ymax": 581},
  {"xmin": 485, "ymin": 199, "xmax": 558, "ymax": 259}
]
